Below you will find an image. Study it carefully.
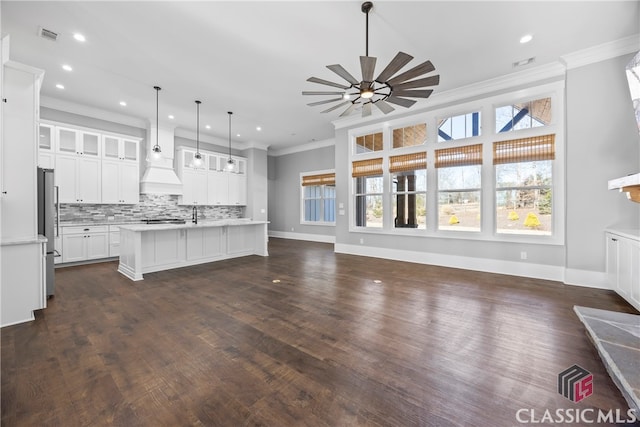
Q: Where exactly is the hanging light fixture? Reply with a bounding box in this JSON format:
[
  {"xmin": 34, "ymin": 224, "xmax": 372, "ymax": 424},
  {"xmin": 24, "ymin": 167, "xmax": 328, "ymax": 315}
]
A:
[
  {"xmin": 151, "ymin": 85, "xmax": 162, "ymax": 160},
  {"xmin": 302, "ymin": 1, "xmax": 439, "ymax": 118},
  {"xmin": 226, "ymin": 111, "xmax": 235, "ymax": 171},
  {"xmin": 192, "ymin": 100, "xmax": 203, "ymax": 168}
]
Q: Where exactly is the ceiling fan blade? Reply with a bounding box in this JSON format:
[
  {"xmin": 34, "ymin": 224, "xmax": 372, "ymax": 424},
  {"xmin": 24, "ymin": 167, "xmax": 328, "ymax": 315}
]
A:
[
  {"xmin": 392, "ymin": 89, "xmax": 433, "ymax": 99},
  {"xmin": 360, "ymin": 56, "xmax": 377, "ymax": 83},
  {"xmin": 327, "ymin": 64, "xmax": 360, "ymax": 86},
  {"xmin": 321, "ymin": 100, "xmax": 351, "ymax": 113},
  {"xmin": 393, "ymin": 75, "xmax": 440, "ymax": 90},
  {"xmin": 375, "ymin": 51, "xmax": 414, "ymax": 83},
  {"xmin": 307, "ymin": 77, "xmax": 351, "ymax": 90},
  {"xmin": 307, "ymin": 97, "xmax": 344, "ymax": 106},
  {"xmin": 302, "ymin": 91, "xmax": 345, "ymax": 95},
  {"xmin": 339, "ymin": 103, "xmax": 358, "ymax": 117},
  {"xmin": 387, "ymin": 60, "xmax": 436, "ymax": 86},
  {"xmin": 362, "ymin": 103, "xmax": 372, "ymax": 117},
  {"xmin": 386, "ymin": 96, "xmax": 417, "ymax": 108},
  {"xmin": 374, "ymin": 100, "xmax": 395, "ymax": 114}
]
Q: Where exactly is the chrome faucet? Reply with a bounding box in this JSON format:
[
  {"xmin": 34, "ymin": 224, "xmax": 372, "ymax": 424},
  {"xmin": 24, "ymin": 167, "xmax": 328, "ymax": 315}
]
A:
[{"xmin": 192, "ymin": 205, "xmax": 198, "ymax": 224}]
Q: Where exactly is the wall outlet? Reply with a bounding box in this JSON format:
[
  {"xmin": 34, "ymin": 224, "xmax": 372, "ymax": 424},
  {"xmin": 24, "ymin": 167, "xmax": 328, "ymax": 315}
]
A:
[
  {"xmin": 360, "ymin": 238, "xmax": 364, "ymax": 244},
  {"xmin": 339, "ymin": 209, "xmax": 345, "ymax": 216},
  {"xmin": 291, "ymin": 227, "xmax": 294, "ymax": 232},
  {"xmin": 520, "ymin": 251, "xmax": 527, "ymax": 260}
]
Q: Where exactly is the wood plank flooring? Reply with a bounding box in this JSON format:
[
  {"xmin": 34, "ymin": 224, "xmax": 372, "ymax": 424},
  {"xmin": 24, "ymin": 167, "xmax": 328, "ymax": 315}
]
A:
[{"xmin": 2, "ymin": 238, "xmax": 638, "ymax": 426}]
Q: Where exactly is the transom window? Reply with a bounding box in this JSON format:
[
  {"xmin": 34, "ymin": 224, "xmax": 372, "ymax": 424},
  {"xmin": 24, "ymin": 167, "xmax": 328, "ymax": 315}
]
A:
[
  {"xmin": 355, "ymin": 132, "xmax": 383, "ymax": 154},
  {"xmin": 393, "ymin": 123, "xmax": 426, "ymax": 149},
  {"xmin": 438, "ymin": 111, "xmax": 481, "ymax": 142},
  {"xmin": 496, "ymin": 97, "xmax": 551, "ymax": 133}
]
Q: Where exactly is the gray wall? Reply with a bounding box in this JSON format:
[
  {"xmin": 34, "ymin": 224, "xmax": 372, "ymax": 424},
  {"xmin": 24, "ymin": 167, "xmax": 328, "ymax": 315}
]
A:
[
  {"xmin": 268, "ymin": 145, "xmax": 335, "ymax": 236},
  {"xmin": 565, "ymin": 53, "xmax": 640, "ymax": 272}
]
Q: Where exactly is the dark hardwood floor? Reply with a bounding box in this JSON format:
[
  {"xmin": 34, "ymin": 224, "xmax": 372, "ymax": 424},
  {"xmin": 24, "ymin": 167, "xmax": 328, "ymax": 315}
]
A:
[{"xmin": 1, "ymin": 238, "xmax": 638, "ymax": 426}]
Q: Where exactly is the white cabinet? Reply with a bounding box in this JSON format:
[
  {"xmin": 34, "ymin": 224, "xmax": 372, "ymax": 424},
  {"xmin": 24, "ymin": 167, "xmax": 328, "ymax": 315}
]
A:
[
  {"xmin": 177, "ymin": 147, "xmax": 247, "ymax": 206},
  {"xmin": 54, "ymin": 236, "xmax": 62, "ymax": 264},
  {"xmin": 109, "ymin": 225, "xmax": 121, "ymax": 257},
  {"xmin": 56, "ymin": 126, "xmax": 101, "ymax": 157},
  {"xmin": 61, "ymin": 225, "xmax": 109, "ymax": 263},
  {"xmin": 56, "ymin": 154, "xmax": 101, "ymax": 203},
  {"xmin": 606, "ymin": 231, "xmax": 640, "ymax": 312},
  {"xmin": 102, "ymin": 135, "xmax": 139, "ymax": 162},
  {"xmin": 38, "ymin": 123, "xmax": 55, "ymax": 168},
  {"xmin": 186, "ymin": 227, "xmax": 223, "ymax": 260},
  {"xmin": 181, "ymin": 169, "xmax": 208, "ymax": 205},
  {"xmin": 102, "ymin": 160, "xmax": 139, "ymax": 204}
]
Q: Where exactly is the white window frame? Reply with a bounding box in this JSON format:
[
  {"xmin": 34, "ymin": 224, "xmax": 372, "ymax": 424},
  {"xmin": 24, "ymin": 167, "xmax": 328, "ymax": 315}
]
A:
[
  {"xmin": 347, "ymin": 80, "xmax": 565, "ymax": 245},
  {"xmin": 300, "ymin": 169, "xmax": 336, "ymax": 226}
]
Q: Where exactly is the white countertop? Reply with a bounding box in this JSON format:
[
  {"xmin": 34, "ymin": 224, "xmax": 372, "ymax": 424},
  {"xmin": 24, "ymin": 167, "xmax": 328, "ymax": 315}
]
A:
[
  {"xmin": 1, "ymin": 234, "xmax": 48, "ymax": 246},
  {"xmin": 606, "ymin": 228, "xmax": 640, "ymax": 241},
  {"xmin": 608, "ymin": 173, "xmax": 640, "ymax": 190},
  {"xmin": 118, "ymin": 219, "xmax": 267, "ymax": 232}
]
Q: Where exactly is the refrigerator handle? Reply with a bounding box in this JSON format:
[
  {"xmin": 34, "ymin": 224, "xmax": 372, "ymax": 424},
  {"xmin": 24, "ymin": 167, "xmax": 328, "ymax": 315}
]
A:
[{"xmin": 55, "ymin": 185, "xmax": 60, "ymax": 237}]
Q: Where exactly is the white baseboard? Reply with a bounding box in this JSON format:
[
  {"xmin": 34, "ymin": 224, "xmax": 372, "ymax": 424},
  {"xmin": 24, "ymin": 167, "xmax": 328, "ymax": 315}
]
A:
[
  {"xmin": 334, "ymin": 243, "xmax": 610, "ymax": 289},
  {"xmin": 268, "ymin": 230, "xmax": 335, "ymax": 244}
]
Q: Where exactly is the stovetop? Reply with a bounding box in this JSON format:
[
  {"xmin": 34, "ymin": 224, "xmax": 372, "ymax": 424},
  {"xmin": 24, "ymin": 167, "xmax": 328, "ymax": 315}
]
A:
[{"xmin": 143, "ymin": 218, "xmax": 187, "ymax": 224}]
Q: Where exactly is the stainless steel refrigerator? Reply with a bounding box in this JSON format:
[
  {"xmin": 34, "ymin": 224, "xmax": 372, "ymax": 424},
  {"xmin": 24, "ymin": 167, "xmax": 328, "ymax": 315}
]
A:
[{"xmin": 37, "ymin": 167, "xmax": 58, "ymax": 297}]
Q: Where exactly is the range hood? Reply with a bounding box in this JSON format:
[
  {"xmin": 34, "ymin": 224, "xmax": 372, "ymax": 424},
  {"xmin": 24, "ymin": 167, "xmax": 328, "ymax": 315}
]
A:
[{"xmin": 140, "ymin": 121, "xmax": 183, "ymax": 195}]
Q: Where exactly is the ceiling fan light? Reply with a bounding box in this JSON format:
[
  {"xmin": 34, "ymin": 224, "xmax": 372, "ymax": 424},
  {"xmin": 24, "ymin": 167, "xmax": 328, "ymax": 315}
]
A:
[{"xmin": 361, "ymin": 88, "xmax": 375, "ymax": 99}]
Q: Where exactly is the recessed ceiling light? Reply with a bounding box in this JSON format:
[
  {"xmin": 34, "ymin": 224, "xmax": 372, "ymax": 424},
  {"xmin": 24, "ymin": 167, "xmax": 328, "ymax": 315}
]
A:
[
  {"xmin": 256, "ymin": 126, "xmax": 262, "ymax": 131},
  {"xmin": 73, "ymin": 33, "xmax": 86, "ymax": 42},
  {"xmin": 119, "ymin": 101, "xmax": 127, "ymax": 107},
  {"xmin": 62, "ymin": 64, "xmax": 73, "ymax": 71},
  {"xmin": 168, "ymin": 115, "xmax": 174, "ymax": 119},
  {"xmin": 55, "ymin": 83, "xmax": 64, "ymax": 89},
  {"xmin": 205, "ymin": 125, "xmax": 211, "ymax": 129},
  {"xmin": 520, "ymin": 34, "xmax": 533, "ymax": 44}
]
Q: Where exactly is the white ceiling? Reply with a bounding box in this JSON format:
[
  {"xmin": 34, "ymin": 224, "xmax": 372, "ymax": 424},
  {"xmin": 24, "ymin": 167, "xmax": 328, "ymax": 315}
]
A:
[{"xmin": 2, "ymin": 1, "xmax": 639, "ymax": 151}]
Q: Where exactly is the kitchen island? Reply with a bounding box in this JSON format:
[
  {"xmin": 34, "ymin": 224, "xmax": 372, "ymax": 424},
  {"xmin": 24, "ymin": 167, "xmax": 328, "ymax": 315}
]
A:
[{"xmin": 117, "ymin": 219, "xmax": 268, "ymax": 281}]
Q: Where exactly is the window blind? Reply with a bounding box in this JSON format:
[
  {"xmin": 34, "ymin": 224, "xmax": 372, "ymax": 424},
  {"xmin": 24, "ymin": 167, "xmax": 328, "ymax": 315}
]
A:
[
  {"xmin": 389, "ymin": 152, "xmax": 427, "ymax": 173},
  {"xmin": 301, "ymin": 173, "xmax": 335, "ymax": 186},
  {"xmin": 493, "ymin": 134, "xmax": 555, "ymax": 164},
  {"xmin": 435, "ymin": 144, "xmax": 482, "ymax": 168},
  {"xmin": 352, "ymin": 158, "xmax": 383, "ymax": 177}
]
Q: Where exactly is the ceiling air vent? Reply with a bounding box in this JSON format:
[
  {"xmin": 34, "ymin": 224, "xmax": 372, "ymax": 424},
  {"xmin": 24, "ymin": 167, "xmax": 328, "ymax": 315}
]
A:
[
  {"xmin": 38, "ymin": 27, "xmax": 58, "ymax": 42},
  {"xmin": 513, "ymin": 57, "xmax": 535, "ymax": 68}
]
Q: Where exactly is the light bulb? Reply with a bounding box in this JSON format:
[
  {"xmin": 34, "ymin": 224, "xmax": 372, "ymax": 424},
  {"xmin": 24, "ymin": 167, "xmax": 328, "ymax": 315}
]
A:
[
  {"xmin": 226, "ymin": 158, "xmax": 235, "ymax": 171},
  {"xmin": 192, "ymin": 154, "xmax": 203, "ymax": 168},
  {"xmin": 360, "ymin": 88, "xmax": 374, "ymax": 99},
  {"xmin": 151, "ymin": 145, "xmax": 162, "ymax": 160}
]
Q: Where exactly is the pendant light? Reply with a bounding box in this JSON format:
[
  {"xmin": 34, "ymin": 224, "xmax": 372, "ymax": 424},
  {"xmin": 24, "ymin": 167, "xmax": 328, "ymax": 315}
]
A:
[
  {"xmin": 192, "ymin": 100, "xmax": 203, "ymax": 168},
  {"xmin": 151, "ymin": 86, "xmax": 162, "ymax": 160},
  {"xmin": 226, "ymin": 111, "xmax": 235, "ymax": 171}
]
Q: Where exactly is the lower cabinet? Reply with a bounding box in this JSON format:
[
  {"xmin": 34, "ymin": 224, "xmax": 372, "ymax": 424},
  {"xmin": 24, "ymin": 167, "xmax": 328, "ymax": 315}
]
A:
[
  {"xmin": 61, "ymin": 225, "xmax": 109, "ymax": 263},
  {"xmin": 606, "ymin": 231, "xmax": 640, "ymax": 312},
  {"xmin": 109, "ymin": 225, "xmax": 121, "ymax": 257}
]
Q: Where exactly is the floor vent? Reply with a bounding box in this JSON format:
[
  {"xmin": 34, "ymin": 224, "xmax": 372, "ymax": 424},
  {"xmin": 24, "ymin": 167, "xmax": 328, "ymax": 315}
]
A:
[{"xmin": 38, "ymin": 27, "xmax": 58, "ymax": 42}]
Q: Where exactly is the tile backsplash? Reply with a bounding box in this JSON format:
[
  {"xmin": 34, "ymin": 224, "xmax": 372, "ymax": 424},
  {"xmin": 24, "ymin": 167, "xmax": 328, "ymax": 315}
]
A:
[{"xmin": 59, "ymin": 194, "xmax": 244, "ymax": 223}]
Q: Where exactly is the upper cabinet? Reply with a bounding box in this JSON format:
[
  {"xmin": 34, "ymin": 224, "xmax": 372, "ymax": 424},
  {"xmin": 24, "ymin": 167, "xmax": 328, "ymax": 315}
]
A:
[
  {"xmin": 102, "ymin": 135, "xmax": 139, "ymax": 163},
  {"xmin": 39, "ymin": 121, "xmax": 141, "ymax": 205},
  {"xmin": 176, "ymin": 147, "xmax": 247, "ymax": 206},
  {"xmin": 56, "ymin": 126, "xmax": 101, "ymax": 157}
]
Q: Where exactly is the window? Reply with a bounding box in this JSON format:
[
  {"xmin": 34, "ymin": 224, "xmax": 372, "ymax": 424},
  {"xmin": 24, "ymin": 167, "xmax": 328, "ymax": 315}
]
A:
[
  {"xmin": 302, "ymin": 172, "xmax": 336, "ymax": 224},
  {"xmin": 393, "ymin": 123, "xmax": 426, "ymax": 148},
  {"xmin": 494, "ymin": 134, "xmax": 554, "ymax": 235},
  {"xmin": 438, "ymin": 111, "xmax": 481, "ymax": 142},
  {"xmin": 355, "ymin": 131, "xmax": 383, "ymax": 154},
  {"xmin": 353, "ymin": 158, "xmax": 384, "ymax": 228},
  {"xmin": 436, "ymin": 144, "xmax": 482, "ymax": 231},
  {"xmin": 391, "ymin": 152, "xmax": 427, "ymax": 229},
  {"xmin": 495, "ymin": 97, "xmax": 551, "ymax": 133}
]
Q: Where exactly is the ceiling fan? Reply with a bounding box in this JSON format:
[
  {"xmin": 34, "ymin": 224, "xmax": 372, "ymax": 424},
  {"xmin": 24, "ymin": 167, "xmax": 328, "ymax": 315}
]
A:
[{"xmin": 303, "ymin": 1, "xmax": 440, "ymax": 118}]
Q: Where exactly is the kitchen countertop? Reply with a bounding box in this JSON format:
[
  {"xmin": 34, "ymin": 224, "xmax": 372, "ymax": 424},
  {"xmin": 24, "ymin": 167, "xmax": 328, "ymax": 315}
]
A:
[
  {"xmin": 118, "ymin": 219, "xmax": 267, "ymax": 232},
  {"xmin": 606, "ymin": 229, "xmax": 640, "ymax": 241},
  {"xmin": 1, "ymin": 235, "xmax": 48, "ymax": 246}
]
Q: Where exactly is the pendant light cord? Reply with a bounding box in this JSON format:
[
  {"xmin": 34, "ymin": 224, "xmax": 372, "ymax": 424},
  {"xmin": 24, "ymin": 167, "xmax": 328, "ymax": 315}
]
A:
[
  {"xmin": 227, "ymin": 111, "xmax": 233, "ymax": 158},
  {"xmin": 153, "ymin": 86, "xmax": 161, "ymax": 150},
  {"xmin": 195, "ymin": 100, "xmax": 201, "ymax": 154},
  {"xmin": 365, "ymin": 7, "xmax": 369, "ymax": 56}
]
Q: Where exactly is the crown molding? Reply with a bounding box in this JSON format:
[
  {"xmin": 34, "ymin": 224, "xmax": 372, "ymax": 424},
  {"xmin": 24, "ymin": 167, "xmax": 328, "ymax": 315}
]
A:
[
  {"xmin": 40, "ymin": 95, "xmax": 148, "ymax": 129},
  {"xmin": 268, "ymin": 137, "xmax": 335, "ymax": 157},
  {"xmin": 561, "ymin": 34, "xmax": 640, "ymax": 70}
]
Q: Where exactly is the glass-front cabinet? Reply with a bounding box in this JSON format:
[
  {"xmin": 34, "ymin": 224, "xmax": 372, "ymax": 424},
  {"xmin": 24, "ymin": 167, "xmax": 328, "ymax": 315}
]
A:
[
  {"xmin": 38, "ymin": 123, "xmax": 55, "ymax": 168},
  {"xmin": 56, "ymin": 127, "xmax": 100, "ymax": 156},
  {"xmin": 102, "ymin": 136, "xmax": 139, "ymax": 162}
]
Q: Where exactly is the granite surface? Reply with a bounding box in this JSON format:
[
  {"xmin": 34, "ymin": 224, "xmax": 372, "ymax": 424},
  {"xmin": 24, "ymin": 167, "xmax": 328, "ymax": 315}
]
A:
[
  {"xmin": 574, "ymin": 306, "xmax": 640, "ymax": 413},
  {"xmin": 118, "ymin": 219, "xmax": 266, "ymax": 232}
]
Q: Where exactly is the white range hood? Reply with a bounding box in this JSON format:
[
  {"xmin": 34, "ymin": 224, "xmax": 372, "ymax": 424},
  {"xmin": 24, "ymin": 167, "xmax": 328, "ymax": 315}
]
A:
[{"xmin": 140, "ymin": 121, "xmax": 183, "ymax": 195}]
